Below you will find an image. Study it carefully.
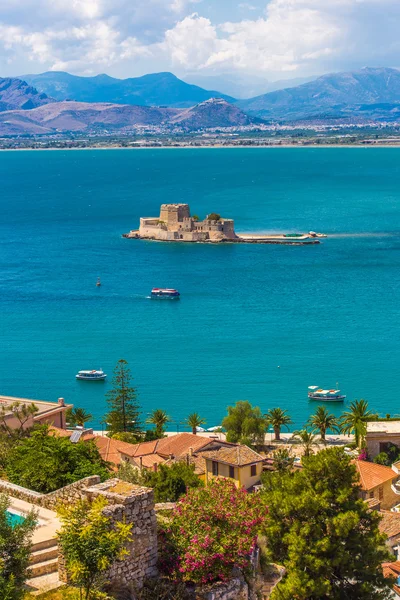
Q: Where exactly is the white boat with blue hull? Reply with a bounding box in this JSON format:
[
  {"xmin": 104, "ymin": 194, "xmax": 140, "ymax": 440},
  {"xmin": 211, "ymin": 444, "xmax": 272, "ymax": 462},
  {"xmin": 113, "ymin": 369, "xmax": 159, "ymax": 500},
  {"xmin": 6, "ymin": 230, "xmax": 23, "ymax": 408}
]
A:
[
  {"xmin": 76, "ymin": 370, "xmax": 107, "ymax": 381},
  {"xmin": 308, "ymin": 386, "xmax": 346, "ymax": 402}
]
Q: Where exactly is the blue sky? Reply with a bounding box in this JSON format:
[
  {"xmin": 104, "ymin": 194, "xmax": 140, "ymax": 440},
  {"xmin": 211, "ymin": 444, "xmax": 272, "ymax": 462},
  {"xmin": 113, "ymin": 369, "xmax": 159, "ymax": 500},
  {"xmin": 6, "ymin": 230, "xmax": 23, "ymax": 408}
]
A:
[{"xmin": 0, "ymin": 0, "xmax": 400, "ymax": 86}]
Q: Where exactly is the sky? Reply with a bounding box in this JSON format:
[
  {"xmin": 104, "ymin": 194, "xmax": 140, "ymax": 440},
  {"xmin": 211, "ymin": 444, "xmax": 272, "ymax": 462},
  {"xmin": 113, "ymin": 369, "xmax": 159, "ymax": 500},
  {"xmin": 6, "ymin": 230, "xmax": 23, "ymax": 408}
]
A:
[{"xmin": 1, "ymin": 0, "xmax": 400, "ymax": 85}]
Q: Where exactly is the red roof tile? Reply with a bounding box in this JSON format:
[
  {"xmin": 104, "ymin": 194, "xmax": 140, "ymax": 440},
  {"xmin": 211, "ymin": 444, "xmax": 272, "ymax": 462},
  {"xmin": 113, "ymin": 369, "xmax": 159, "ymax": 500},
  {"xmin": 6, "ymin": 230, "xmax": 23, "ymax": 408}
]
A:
[{"xmin": 353, "ymin": 460, "xmax": 397, "ymax": 491}]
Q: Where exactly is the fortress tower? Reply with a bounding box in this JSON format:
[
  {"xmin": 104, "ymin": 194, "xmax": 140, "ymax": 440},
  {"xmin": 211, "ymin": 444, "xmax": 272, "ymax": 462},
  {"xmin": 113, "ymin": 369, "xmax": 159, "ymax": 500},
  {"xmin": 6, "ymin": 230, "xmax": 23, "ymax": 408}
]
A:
[{"xmin": 159, "ymin": 204, "xmax": 190, "ymax": 231}]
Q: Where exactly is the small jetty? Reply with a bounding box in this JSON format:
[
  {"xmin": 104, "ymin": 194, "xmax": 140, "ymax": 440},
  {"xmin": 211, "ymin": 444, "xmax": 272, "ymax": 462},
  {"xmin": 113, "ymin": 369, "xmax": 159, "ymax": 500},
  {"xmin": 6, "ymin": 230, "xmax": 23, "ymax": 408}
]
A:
[{"xmin": 122, "ymin": 204, "xmax": 324, "ymax": 245}]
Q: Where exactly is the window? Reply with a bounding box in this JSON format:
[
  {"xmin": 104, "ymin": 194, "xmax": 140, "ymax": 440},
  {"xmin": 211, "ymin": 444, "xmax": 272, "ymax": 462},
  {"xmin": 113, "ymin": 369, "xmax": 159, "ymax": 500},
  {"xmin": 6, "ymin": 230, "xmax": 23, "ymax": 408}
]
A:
[
  {"xmin": 379, "ymin": 486, "xmax": 384, "ymax": 501},
  {"xmin": 369, "ymin": 491, "xmax": 374, "ymax": 499},
  {"xmin": 229, "ymin": 466, "xmax": 235, "ymax": 479},
  {"xmin": 250, "ymin": 464, "xmax": 257, "ymax": 477},
  {"xmin": 212, "ymin": 461, "xmax": 219, "ymax": 476}
]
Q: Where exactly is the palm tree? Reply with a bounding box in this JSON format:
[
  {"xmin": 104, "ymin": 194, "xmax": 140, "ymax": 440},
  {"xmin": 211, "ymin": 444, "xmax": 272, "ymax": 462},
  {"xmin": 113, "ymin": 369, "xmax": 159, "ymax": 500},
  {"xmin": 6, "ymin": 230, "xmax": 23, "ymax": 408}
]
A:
[
  {"xmin": 307, "ymin": 406, "xmax": 339, "ymax": 441},
  {"xmin": 292, "ymin": 429, "xmax": 318, "ymax": 458},
  {"xmin": 340, "ymin": 399, "xmax": 375, "ymax": 448},
  {"xmin": 146, "ymin": 409, "xmax": 171, "ymax": 438},
  {"xmin": 272, "ymin": 448, "xmax": 295, "ymax": 473},
  {"xmin": 186, "ymin": 413, "xmax": 206, "ymax": 435},
  {"xmin": 67, "ymin": 407, "xmax": 93, "ymax": 427},
  {"xmin": 265, "ymin": 408, "xmax": 292, "ymax": 441}
]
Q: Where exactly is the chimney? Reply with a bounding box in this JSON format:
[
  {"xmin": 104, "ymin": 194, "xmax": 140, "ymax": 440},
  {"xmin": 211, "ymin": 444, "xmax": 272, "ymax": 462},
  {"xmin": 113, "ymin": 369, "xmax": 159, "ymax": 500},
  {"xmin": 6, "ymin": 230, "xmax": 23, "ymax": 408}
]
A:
[
  {"xmin": 58, "ymin": 397, "xmax": 65, "ymax": 406},
  {"xmin": 189, "ymin": 447, "xmax": 194, "ymax": 456},
  {"xmin": 153, "ymin": 462, "xmax": 158, "ymax": 473},
  {"xmin": 139, "ymin": 456, "xmax": 143, "ymax": 470},
  {"xmin": 169, "ymin": 453, "xmax": 173, "ymax": 460}
]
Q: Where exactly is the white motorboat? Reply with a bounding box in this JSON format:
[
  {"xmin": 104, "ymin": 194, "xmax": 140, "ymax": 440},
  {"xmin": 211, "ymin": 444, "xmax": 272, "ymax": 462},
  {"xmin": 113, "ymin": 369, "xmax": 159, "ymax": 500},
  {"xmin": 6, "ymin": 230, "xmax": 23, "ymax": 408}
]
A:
[{"xmin": 76, "ymin": 369, "xmax": 107, "ymax": 381}]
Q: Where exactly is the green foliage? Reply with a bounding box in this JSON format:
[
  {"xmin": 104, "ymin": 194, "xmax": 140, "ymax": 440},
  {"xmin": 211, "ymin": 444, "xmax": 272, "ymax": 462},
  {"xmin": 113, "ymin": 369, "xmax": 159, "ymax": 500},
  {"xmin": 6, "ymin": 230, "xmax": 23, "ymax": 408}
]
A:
[
  {"xmin": 6, "ymin": 426, "xmax": 110, "ymax": 493},
  {"xmin": 0, "ymin": 494, "xmax": 37, "ymax": 600},
  {"xmin": 57, "ymin": 496, "xmax": 132, "ymax": 600},
  {"xmin": 307, "ymin": 406, "xmax": 339, "ymax": 441},
  {"xmin": 271, "ymin": 448, "xmax": 295, "ymax": 473},
  {"xmin": 105, "ymin": 359, "xmax": 141, "ymax": 435},
  {"xmin": 340, "ymin": 399, "xmax": 375, "ymax": 448},
  {"xmin": 159, "ymin": 479, "xmax": 266, "ymax": 584},
  {"xmin": 109, "ymin": 431, "xmax": 142, "ymax": 443},
  {"xmin": 374, "ymin": 443, "xmax": 400, "ymax": 466},
  {"xmin": 222, "ymin": 400, "xmax": 266, "ymax": 446},
  {"xmin": 67, "ymin": 408, "xmax": 93, "ymax": 427},
  {"xmin": 206, "ymin": 213, "xmax": 220, "ymax": 221},
  {"xmin": 0, "ymin": 401, "xmax": 38, "ymax": 439},
  {"xmin": 192, "ymin": 215, "xmax": 200, "ymax": 222},
  {"xmin": 261, "ymin": 447, "xmax": 393, "ymax": 600},
  {"xmin": 118, "ymin": 461, "xmax": 202, "ymax": 502},
  {"xmin": 265, "ymin": 407, "xmax": 292, "ymax": 441},
  {"xmin": 185, "ymin": 413, "xmax": 206, "ymax": 435},
  {"xmin": 146, "ymin": 410, "xmax": 170, "ymax": 439},
  {"xmin": 291, "ymin": 428, "xmax": 319, "ymax": 458}
]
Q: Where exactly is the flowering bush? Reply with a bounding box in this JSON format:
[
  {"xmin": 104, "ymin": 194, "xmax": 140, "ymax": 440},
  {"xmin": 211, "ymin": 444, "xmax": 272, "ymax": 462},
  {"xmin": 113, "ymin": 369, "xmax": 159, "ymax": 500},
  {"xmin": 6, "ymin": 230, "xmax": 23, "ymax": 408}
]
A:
[{"xmin": 158, "ymin": 478, "xmax": 267, "ymax": 585}]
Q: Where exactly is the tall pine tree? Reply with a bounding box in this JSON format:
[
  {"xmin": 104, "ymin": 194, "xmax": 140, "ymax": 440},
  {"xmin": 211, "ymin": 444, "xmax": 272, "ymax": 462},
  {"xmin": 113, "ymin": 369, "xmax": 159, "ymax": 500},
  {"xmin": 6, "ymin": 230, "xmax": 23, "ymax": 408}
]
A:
[
  {"xmin": 261, "ymin": 447, "xmax": 393, "ymax": 600},
  {"xmin": 105, "ymin": 359, "xmax": 141, "ymax": 435}
]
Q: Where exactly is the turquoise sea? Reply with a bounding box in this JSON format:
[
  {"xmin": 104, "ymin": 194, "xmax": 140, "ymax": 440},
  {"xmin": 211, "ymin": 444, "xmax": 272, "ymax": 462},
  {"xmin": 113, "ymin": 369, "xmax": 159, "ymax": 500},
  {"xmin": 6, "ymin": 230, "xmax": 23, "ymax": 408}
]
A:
[{"xmin": 1, "ymin": 148, "xmax": 400, "ymax": 431}]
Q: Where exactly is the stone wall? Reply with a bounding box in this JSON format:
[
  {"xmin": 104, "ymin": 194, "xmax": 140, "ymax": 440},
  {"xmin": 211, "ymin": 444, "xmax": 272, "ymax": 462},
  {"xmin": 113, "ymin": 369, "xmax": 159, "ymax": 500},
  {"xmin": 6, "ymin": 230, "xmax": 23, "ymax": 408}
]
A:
[
  {"xmin": 194, "ymin": 574, "xmax": 249, "ymax": 600},
  {"xmin": 0, "ymin": 476, "xmax": 100, "ymax": 510},
  {"xmin": 80, "ymin": 479, "xmax": 158, "ymax": 588}
]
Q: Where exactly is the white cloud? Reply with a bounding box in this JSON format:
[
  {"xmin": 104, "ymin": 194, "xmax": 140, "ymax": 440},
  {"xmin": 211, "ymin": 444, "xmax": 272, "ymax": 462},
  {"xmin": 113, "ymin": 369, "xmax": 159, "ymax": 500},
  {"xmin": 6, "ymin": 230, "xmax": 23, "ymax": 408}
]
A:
[{"xmin": 1, "ymin": 0, "xmax": 400, "ymax": 79}]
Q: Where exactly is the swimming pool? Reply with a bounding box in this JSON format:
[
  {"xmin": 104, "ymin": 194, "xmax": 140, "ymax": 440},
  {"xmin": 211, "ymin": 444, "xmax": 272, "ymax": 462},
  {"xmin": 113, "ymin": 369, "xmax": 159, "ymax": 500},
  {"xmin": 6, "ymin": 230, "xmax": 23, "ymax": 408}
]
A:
[{"xmin": 7, "ymin": 510, "xmax": 26, "ymax": 526}]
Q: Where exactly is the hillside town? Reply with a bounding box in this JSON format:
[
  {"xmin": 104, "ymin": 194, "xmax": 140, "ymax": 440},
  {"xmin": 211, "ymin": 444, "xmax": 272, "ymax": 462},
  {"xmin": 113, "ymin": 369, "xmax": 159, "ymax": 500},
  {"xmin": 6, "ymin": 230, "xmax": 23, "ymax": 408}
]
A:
[{"xmin": 1, "ymin": 360, "xmax": 400, "ymax": 600}]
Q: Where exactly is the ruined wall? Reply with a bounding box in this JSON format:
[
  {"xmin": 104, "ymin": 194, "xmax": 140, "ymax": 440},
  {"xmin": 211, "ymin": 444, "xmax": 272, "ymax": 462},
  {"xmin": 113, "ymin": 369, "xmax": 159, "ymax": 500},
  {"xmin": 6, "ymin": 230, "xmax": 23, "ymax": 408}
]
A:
[
  {"xmin": 0, "ymin": 476, "xmax": 100, "ymax": 509},
  {"xmin": 80, "ymin": 479, "xmax": 158, "ymax": 588}
]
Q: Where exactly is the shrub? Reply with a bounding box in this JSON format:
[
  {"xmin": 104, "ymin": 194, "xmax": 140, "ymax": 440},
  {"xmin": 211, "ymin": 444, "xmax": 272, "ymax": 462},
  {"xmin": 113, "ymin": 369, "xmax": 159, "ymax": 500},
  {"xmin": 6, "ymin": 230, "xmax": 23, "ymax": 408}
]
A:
[
  {"xmin": 159, "ymin": 479, "xmax": 266, "ymax": 585},
  {"xmin": 6, "ymin": 426, "xmax": 110, "ymax": 493},
  {"xmin": 207, "ymin": 213, "xmax": 220, "ymax": 221}
]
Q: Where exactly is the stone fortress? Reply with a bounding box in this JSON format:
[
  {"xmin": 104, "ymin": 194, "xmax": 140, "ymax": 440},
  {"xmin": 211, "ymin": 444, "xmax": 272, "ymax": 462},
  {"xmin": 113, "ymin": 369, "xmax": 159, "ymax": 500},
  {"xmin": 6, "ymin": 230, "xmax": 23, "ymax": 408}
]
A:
[
  {"xmin": 124, "ymin": 203, "xmax": 322, "ymax": 245},
  {"xmin": 137, "ymin": 203, "xmax": 238, "ymax": 242}
]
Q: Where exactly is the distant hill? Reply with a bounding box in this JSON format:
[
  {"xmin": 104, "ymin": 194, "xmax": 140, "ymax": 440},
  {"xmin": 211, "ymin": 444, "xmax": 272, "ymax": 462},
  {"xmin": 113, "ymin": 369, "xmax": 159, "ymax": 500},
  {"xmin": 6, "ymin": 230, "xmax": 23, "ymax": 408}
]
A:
[
  {"xmin": 0, "ymin": 78, "xmax": 55, "ymax": 112},
  {"xmin": 238, "ymin": 67, "xmax": 400, "ymax": 121},
  {"xmin": 0, "ymin": 98, "xmax": 256, "ymax": 136},
  {"xmin": 20, "ymin": 71, "xmax": 235, "ymax": 108}
]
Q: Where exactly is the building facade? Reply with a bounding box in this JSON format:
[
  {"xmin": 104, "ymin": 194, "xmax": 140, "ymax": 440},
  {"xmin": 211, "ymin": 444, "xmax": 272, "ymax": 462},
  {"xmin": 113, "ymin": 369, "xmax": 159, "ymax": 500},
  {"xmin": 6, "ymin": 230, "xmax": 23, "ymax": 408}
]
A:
[{"xmin": 138, "ymin": 203, "xmax": 237, "ymax": 242}]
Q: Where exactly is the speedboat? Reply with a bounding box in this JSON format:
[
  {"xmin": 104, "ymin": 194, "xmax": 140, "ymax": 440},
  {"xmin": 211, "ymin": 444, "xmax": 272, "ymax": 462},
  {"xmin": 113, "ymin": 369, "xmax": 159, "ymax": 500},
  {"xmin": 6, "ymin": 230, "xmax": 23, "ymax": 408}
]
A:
[
  {"xmin": 76, "ymin": 370, "xmax": 107, "ymax": 381},
  {"xmin": 150, "ymin": 288, "xmax": 180, "ymax": 299},
  {"xmin": 308, "ymin": 386, "xmax": 346, "ymax": 401}
]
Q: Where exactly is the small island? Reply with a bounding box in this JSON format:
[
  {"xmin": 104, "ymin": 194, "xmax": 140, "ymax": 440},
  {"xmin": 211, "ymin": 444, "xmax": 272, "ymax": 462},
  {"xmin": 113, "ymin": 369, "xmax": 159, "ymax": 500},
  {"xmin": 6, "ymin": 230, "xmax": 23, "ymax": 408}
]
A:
[{"xmin": 123, "ymin": 203, "xmax": 322, "ymax": 244}]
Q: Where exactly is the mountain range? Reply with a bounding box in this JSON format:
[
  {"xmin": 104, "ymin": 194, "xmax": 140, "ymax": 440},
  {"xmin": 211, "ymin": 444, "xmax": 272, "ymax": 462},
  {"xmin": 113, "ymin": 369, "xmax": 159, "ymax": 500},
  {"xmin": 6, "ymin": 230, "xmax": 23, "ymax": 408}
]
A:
[
  {"xmin": 2, "ymin": 67, "xmax": 400, "ymax": 136},
  {"xmin": 21, "ymin": 71, "xmax": 234, "ymax": 108},
  {"xmin": 0, "ymin": 98, "xmax": 255, "ymax": 136},
  {"xmin": 238, "ymin": 67, "xmax": 400, "ymax": 121}
]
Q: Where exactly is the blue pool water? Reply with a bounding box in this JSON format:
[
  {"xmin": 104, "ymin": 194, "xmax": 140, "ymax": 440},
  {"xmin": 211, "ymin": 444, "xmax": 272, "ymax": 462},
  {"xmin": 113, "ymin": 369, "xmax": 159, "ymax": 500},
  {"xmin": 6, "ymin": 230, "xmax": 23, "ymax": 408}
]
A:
[
  {"xmin": 7, "ymin": 511, "xmax": 26, "ymax": 526},
  {"xmin": 0, "ymin": 148, "xmax": 400, "ymax": 430}
]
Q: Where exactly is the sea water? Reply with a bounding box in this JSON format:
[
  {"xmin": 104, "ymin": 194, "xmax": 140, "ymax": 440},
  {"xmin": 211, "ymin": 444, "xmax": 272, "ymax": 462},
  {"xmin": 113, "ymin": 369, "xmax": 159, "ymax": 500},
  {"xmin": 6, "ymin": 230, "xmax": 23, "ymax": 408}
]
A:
[{"xmin": 1, "ymin": 148, "xmax": 400, "ymax": 431}]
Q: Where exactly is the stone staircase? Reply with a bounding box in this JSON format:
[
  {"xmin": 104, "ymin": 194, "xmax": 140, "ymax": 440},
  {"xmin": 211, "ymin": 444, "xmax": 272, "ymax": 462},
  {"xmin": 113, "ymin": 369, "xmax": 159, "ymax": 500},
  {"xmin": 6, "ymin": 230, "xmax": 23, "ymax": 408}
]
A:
[{"xmin": 27, "ymin": 538, "xmax": 59, "ymax": 585}]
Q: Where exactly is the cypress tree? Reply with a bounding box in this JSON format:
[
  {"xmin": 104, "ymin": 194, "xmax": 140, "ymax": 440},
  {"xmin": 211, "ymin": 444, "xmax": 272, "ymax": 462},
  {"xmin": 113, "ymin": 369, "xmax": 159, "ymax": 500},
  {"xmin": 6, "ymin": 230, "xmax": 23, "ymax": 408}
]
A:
[{"xmin": 105, "ymin": 359, "xmax": 141, "ymax": 435}]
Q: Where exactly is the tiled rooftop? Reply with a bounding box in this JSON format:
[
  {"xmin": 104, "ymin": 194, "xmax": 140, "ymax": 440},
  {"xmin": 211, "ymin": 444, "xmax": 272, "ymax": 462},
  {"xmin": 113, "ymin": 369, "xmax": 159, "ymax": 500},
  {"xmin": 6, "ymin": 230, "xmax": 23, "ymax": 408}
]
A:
[
  {"xmin": 354, "ymin": 460, "xmax": 397, "ymax": 491},
  {"xmin": 201, "ymin": 444, "xmax": 264, "ymax": 467},
  {"xmin": 379, "ymin": 512, "xmax": 400, "ymax": 538}
]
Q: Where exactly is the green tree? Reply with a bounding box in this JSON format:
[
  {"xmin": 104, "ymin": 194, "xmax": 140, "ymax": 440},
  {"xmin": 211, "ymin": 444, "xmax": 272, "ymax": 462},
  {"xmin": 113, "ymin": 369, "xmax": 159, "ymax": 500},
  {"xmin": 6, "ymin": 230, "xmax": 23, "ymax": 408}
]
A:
[
  {"xmin": 186, "ymin": 413, "xmax": 206, "ymax": 435},
  {"xmin": 291, "ymin": 429, "xmax": 319, "ymax": 458},
  {"xmin": 0, "ymin": 401, "xmax": 38, "ymax": 439},
  {"xmin": 105, "ymin": 359, "xmax": 141, "ymax": 435},
  {"xmin": 261, "ymin": 448, "xmax": 393, "ymax": 600},
  {"xmin": 340, "ymin": 399, "xmax": 375, "ymax": 448},
  {"xmin": 307, "ymin": 406, "xmax": 339, "ymax": 441},
  {"xmin": 207, "ymin": 213, "xmax": 220, "ymax": 221},
  {"xmin": 0, "ymin": 494, "xmax": 37, "ymax": 600},
  {"xmin": 146, "ymin": 409, "xmax": 171, "ymax": 438},
  {"xmin": 272, "ymin": 448, "xmax": 295, "ymax": 473},
  {"xmin": 374, "ymin": 443, "xmax": 400, "ymax": 466},
  {"xmin": 222, "ymin": 400, "xmax": 266, "ymax": 446},
  {"xmin": 6, "ymin": 426, "xmax": 110, "ymax": 493},
  {"xmin": 265, "ymin": 407, "xmax": 292, "ymax": 441},
  {"xmin": 67, "ymin": 407, "xmax": 93, "ymax": 428},
  {"xmin": 118, "ymin": 461, "xmax": 202, "ymax": 502},
  {"xmin": 57, "ymin": 496, "xmax": 132, "ymax": 600}
]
